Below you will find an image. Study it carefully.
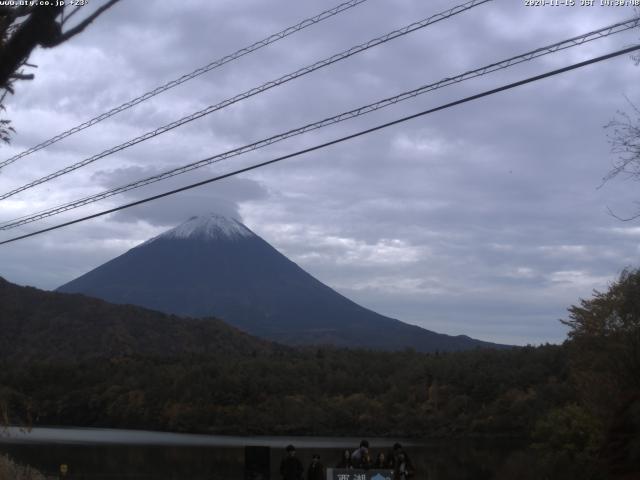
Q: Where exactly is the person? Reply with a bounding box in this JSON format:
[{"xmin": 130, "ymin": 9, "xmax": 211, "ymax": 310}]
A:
[
  {"xmin": 335, "ymin": 449, "xmax": 352, "ymax": 469},
  {"xmin": 351, "ymin": 439, "xmax": 371, "ymax": 469},
  {"xmin": 307, "ymin": 453, "xmax": 325, "ymax": 480},
  {"xmin": 280, "ymin": 444, "xmax": 303, "ymax": 480},
  {"xmin": 374, "ymin": 452, "xmax": 387, "ymax": 469},
  {"xmin": 387, "ymin": 443, "xmax": 408, "ymax": 469},
  {"xmin": 393, "ymin": 451, "xmax": 414, "ymax": 480}
]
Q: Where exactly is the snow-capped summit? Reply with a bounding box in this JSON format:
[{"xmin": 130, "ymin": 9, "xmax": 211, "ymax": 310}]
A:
[
  {"xmin": 157, "ymin": 214, "xmax": 254, "ymax": 242},
  {"xmin": 57, "ymin": 213, "xmax": 506, "ymax": 352}
]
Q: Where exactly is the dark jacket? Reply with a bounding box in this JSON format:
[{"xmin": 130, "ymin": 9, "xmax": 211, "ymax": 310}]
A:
[
  {"xmin": 307, "ymin": 461, "xmax": 325, "ymax": 480},
  {"xmin": 387, "ymin": 450, "xmax": 413, "ymax": 469},
  {"xmin": 393, "ymin": 456, "xmax": 414, "ymax": 480},
  {"xmin": 336, "ymin": 452, "xmax": 352, "ymax": 469},
  {"xmin": 351, "ymin": 447, "xmax": 372, "ymax": 469},
  {"xmin": 280, "ymin": 455, "xmax": 304, "ymax": 480}
]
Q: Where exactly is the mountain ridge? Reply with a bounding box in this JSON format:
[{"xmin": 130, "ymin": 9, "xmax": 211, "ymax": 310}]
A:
[
  {"xmin": 0, "ymin": 275, "xmax": 279, "ymax": 362},
  {"xmin": 57, "ymin": 214, "xmax": 509, "ymax": 352}
]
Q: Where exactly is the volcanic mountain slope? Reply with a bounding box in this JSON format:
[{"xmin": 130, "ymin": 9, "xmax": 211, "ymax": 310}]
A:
[
  {"xmin": 0, "ymin": 276, "xmax": 276, "ymax": 362},
  {"xmin": 57, "ymin": 214, "xmax": 506, "ymax": 352}
]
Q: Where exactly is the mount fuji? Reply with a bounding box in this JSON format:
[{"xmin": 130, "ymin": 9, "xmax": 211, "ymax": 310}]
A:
[{"xmin": 57, "ymin": 214, "xmax": 504, "ymax": 351}]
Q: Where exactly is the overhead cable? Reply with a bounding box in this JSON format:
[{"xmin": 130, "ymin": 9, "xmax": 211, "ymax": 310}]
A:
[
  {"xmin": 1, "ymin": 17, "xmax": 637, "ymax": 231},
  {"xmin": 1, "ymin": 44, "xmax": 638, "ymax": 246},
  {"xmin": 0, "ymin": 0, "xmax": 370, "ymax": 170},
  {"xmin": 0, "ymin": 0, "xmax": 492, "ymax": 201}
]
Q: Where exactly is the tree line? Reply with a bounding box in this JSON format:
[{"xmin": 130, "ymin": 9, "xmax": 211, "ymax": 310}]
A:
[{"xmin": 1, "ymin": 270, "xmax": 639, "ymax": 478}]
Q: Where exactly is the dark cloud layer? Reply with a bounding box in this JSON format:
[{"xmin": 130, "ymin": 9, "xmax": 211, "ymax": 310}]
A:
[{"xmin": 0, "ymin": 0, "xmax": 639, "ymax": 344}]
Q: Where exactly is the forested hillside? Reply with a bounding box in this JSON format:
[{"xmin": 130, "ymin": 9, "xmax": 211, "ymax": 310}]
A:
[
  {"xmin": 0, "ymin": 345, "xmax": 569, "ymax": 437},
  {"xmin": 1, "ymin": 271, "xmax": 639, "ymax": 478},
  {"xmin": 0, "ymin": 277, "xmax": 278, "ymax": 361},
  {"xmin": 0, "ymin": 277, "xmax": 568, "ymax": 439}
]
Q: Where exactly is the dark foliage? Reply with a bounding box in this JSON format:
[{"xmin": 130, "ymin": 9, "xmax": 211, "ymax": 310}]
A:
[
  {"xmin": 5, "ymin": 272, "xmax": 639, "ymax": 479},
  {"xmin": 0, "ymin": 345, "xmax": 572, "ymax": 438},
  {"xmin": 0, "ymin": 277, "xmax": 279, "ymax": 362},
  {"xmin": 0, "ymin": 2, "xmax": 120, "ymax": 143},
  {"xmin": 558, "ymin": 269, "xmax": 640, "ymax": 477},
  {"xmin": 0, "ymin": 277, "xmax": 571, "ymax": 438}
]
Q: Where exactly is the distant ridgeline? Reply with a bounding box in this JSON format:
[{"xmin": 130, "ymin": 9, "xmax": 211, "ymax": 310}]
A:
[
  {"xmin": 1, "ymin": 225, "xmax": 638, "ymax": 477},
  {"xmin": 1, "ymin": 275, "xmax": 566, "ymax": 439},
  {"xmin": 57, "ymin": 214, "xmax": 509, "ymax": 352}
]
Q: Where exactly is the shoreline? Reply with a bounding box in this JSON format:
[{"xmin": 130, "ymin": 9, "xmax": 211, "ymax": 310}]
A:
[{"xmin": 0, "ymin": 426, "xmax": 527, "ymax": 448}]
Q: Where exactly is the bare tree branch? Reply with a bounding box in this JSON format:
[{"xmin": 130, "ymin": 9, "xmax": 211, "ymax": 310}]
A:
[
  {"xmin": 9, "ymin": 72, "xmax": 34, "ymax": 81},
  {"xmin": 61, "ymin": 5, "xmax": 83, "ymax": 27},
  {"xmin": 604, "ymin": 98, "xmax": 640, "ymax": 183},
  {"xmin": 0, "ymin": 6, "xmax": 36, "ymax": 20},
  {"xmin": 0, "ymin": 1, "xmax": 120, "ymax": 144},
  {"xmin": 606, "ymin": 205, "xmax": 640, "ymax": 222},
  {"xmin": 50, "ymin": 0, "xmax": 120, "ymax": 47},
  {"xmin": 0, "ymin": 5, "xmax": 63, "ymax": 87}
]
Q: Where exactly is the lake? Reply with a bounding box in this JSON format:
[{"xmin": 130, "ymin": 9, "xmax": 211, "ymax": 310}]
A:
[{"xmin": 0, "ymin": 427, "xmax": 526, "ymax": 479}]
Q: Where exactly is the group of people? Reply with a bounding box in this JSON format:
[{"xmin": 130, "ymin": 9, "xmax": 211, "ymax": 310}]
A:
[{"xmin": 280, "ymin": 440, "xmax": 415, "ymax": 480}]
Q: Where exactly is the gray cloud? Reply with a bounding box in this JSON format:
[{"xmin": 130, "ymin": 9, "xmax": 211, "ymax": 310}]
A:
[{"xmin": 90, "ymin": 166, "xmax": 268, "ymax": 225}]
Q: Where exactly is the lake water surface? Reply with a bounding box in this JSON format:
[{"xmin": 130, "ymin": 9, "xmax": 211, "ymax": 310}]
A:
[{"xmin": 0, "ymin": 427, "xmax": 526, "ymax": 479}]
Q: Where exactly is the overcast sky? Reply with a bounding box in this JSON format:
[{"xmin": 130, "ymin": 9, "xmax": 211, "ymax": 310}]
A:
[{"xmin": 0, "ymin": 0, "xmax": 639, "ymax": 345}]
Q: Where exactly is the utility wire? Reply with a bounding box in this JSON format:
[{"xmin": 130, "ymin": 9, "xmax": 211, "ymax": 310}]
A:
[
  {"xmin": 0, "ymin": 0, "xmax": 370, "ymax": 171},
  {"xmin": 0, "ymin": 0, "xmax": 492, "ymax": 201},
  {"xmin": 1, "ymin": 17, "xmax": 637, "ymax": 231},
  {"xmin": 1, "ymin": 44, "xmax": 638, "ymax": 246}
]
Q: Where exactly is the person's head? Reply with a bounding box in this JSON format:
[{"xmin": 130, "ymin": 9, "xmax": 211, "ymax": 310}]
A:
[
  {"xmin": 377, "ymin": 452, "xmax": 385, "ymax": 462},
  {"xmin": 398, "ymin": 452, "xmax": 405, "ymax": 462},
  {"xmin": 393, "ymin": 443, "xmax": 402, "ymax": 452},
  {"xmin": 343, "ymin": 449, "xmax": 351, "ymax": 459},
  {"xmin": 312, "ymin": 454, "xmax": 320, "ymax": 464},
  {"xmin": 360, "ymin": 439, "xmax": 369, "ymax": 453},
  {"xmin": 286, "ymin": 444, "xmax": 296, "ymax": 456}
]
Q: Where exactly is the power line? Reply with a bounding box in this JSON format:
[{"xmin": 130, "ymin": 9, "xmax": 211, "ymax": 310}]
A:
[
  {"xmin": 1, "ymin": 44, "xmax": 637, "ymax": 246},
  {"xmin": 0, "ymin": 0, "xmax": 492, "ymax": 201},
  {"xmin": 0, "ymin": 0, "xmax": 370, "ymax": 171},
  {"xmin": 1, "ymin": 17, "xmax": 637, "ymax": 231}
]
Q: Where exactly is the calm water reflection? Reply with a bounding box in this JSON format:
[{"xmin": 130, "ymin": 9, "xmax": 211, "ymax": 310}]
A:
[{"xmin": 0, "ymin": 427, "xmax": 524, "ymax": 479}]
